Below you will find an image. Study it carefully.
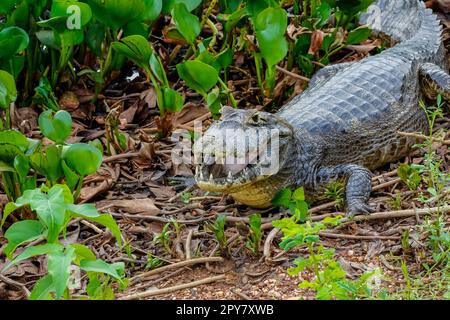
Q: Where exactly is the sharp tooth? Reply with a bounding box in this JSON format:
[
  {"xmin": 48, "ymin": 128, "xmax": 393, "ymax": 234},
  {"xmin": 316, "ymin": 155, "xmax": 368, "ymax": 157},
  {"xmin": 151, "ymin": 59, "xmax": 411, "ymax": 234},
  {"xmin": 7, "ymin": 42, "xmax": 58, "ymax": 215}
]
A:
[
  {"xmin": 228, "ymin": 171, "xmax": 232, "ymax": 179},
  {"xmin": 209, "ymin": 173, "xmax": 214, "ymax": 182},
  {"xmin": 195, "ymin": 166, "xmax": 199, "ymax": 177},
  {"xmin": 200, "ymin": 170, "xmax": 204, "ymax": 180}
]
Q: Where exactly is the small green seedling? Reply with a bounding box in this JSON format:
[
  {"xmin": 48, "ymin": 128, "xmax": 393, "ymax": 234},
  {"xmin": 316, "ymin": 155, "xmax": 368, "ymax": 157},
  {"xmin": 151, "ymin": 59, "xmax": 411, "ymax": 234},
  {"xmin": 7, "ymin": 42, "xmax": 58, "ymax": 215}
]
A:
[
  {"xmin": 245, "ymin": 213, "xmax": 262, "ymax": 255},
  {"xmin": 272, "ymin": 187, "xmax": 309, "ymax": 222}
]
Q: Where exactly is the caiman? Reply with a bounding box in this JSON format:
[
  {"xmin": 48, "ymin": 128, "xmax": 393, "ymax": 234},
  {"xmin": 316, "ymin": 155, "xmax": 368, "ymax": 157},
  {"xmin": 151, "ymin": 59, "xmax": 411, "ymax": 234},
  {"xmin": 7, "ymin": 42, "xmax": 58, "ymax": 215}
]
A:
[{"xmin": 192, "ymin": 0, "xmax": 450, "ymax": 216}]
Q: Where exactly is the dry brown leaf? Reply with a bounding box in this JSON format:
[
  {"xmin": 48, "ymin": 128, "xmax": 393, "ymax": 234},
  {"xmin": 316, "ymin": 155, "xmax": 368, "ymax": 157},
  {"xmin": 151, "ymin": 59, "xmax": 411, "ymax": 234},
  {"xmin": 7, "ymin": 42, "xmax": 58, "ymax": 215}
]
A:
[
  {"xmin": 308, "ymin": 30, "xmax": 325, "ymax": 55},
  {"xmin": 97, "ymin": 198, "xmax": 160, "ymax": 215},
  {"xmin": 173, "ymin": 102, "xmax": 209, "ymax": 127}
]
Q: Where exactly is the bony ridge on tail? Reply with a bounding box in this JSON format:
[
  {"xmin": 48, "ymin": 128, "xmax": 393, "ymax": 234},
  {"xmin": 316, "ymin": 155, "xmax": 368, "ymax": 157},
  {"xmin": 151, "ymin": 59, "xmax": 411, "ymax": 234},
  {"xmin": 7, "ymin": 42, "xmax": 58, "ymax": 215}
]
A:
[{"xmin": 193, "ymin": 0, "xmax": 450, "ymax": 216}]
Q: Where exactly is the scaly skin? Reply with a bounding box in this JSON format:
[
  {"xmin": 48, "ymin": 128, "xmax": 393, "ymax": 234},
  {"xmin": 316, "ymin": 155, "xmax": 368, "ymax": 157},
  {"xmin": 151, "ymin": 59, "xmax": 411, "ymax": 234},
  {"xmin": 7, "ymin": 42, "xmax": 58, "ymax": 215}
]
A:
[{"xmin": 193, "ymin": 0, "xmax": 450, "ymax": 216}]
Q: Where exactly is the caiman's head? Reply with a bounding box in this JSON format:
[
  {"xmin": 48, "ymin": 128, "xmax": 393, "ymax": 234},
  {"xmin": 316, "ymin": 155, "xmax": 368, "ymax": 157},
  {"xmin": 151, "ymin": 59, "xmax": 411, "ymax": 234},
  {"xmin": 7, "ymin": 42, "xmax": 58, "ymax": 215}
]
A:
[{"xmin": 193, "ymin": 106, "xmax": 296, "ymax": 208}]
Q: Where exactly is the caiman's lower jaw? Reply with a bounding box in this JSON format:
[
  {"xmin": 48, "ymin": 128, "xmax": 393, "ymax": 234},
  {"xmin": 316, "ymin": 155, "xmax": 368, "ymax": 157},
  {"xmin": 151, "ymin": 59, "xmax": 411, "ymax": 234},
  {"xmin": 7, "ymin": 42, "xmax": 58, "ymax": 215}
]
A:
[
  {"xmin": 195, "ymin": 163, "xmax": 279, "ymax": 208},
  {"xmin": 195, "ymin": 163, "xmax": 264, "ymax": 193}
]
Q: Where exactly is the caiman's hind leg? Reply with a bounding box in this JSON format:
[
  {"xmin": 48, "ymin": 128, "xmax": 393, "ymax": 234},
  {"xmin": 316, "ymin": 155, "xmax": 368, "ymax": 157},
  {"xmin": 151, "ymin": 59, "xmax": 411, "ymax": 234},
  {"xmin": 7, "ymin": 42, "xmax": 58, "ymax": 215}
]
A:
[
  {"xmin": 420, "ymin": 63, "xmax": 450, "ymax": 100},
  {"xmin": 309, "ymin": 62, "xmax": 356, "ymax": 87},
  {"xmin": 318, "ymin": 164, "xmax": 375, "ymax": 217}
]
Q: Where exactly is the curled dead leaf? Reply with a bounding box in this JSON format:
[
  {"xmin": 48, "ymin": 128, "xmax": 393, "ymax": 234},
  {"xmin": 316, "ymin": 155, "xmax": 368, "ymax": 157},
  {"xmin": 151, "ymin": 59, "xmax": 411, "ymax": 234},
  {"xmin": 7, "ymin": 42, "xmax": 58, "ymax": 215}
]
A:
[{"xmin": 308, "ymin": 30, "xmax": 325, "ymax": 55}]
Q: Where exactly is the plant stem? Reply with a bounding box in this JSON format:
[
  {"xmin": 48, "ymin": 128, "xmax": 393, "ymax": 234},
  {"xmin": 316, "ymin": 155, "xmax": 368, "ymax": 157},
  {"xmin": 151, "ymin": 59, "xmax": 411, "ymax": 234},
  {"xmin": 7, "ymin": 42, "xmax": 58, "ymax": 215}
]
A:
[
  {"xmin": 218, "ymin": 78, "xmax": 237, "ymax": 108},
  {"xmin": 73, "ymin": 175, "xmax": 84, "ymax": 201}
]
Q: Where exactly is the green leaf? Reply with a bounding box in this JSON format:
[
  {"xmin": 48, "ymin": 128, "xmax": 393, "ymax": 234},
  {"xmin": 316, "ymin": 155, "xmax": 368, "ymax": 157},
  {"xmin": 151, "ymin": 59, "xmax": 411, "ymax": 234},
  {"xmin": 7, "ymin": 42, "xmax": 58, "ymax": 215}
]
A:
[
  {"xmin": 112, "ymin": 35, "xmax": 153, "ymax": 69},
  {"xmin": 23, "ymin": 185, "xmax": 68, "ymax": 243},
  {"xmin": 0, "ymin": 0, "xmax": 17, "ymax": 14},
  {"xmin": 171, "ymin": 3, "xmax": 201, "ymax": 45},
  {"xmin": 29, "ymin": 145, "xmax": 64, "ymax": 184},
  {"xmin": 61, "ymin": 160, "xmax": 79, "ymax": 191},
  {"xmin": 87, "ymin": 214, "xmax": 123, "ymax": 247},
  {"xmin": 62, "ymin": 143, "xmax": 103, "ymax": 176},
  {"xmin": 149, "ymin": 53, "xmax": 168, "ymax": 86},
  {"xmin": 47, "ymin": 246, "xmax": 76, "ymax": 299},
  {"xmin": 162, "ymin": 0, "xmax": 202, "ymax": 13},
  {"xmin": 80, "ymin": 259, "xmax": 125, "ymax": 283},
  {"xmin": 162, "ymin": 88, "xmax": 184, "ymax": 113},
  {"xmin": 347, "ymin": 26, "xmax": 371, "ymax": 45},
  {"xmin": 67, "ymin": 203, "xmax": 100, "ymax": 218},
  {"xmin": 177, "ymin": 60, "xmax": 219, "ymax": 96},
  {"xmin": 292, "ymin": 187, "xmax": 305, "ymax": 201},
  {"xmin": 51, "ymin": 0, "xmax": 92, "ymax": 27},
  {"xmin": 3, "ymin": 220, "xmax": 45, "ymax": 258},
  {"xmin": 70, "ymin": 244, "xmax": 96, "ymax": 265},
  {"xmin": 38, "ymin": 110, "xmax": 73, "ymax": 144},
  {"xmin": 0, "ymin": 26, "xmax": 29, "ymax": 60},
  {"xmin": 86, "ymin": 22, "xmax": 105, "ymax": 57},
  {"xmin": 29, "ymin": 275, "xmax": 55, "ymax": 300},
  {"xmin": 254, "ymin": 7, "xmax": 288, "ymax": 66},
  {"xmin": 3, "ymin": 243, "xmax": 63, "ymax": 273},
  {"xmin": 0, "ymin": 130, "xmax": 28, "ymax": 151},
  {"xmin": 272, "ymin": 188, "xmax": 292, "ymax": 208},
  {"xmin": 0, "ymin": 70, "xmax": 18, "ymax": 109},
  {"xmin": 86, "ymin": 0, "xmax": 160, "ymax": 30},
  {"xmin": 13, "ymin": 154, "xmax": 29, "ymax": 181}
]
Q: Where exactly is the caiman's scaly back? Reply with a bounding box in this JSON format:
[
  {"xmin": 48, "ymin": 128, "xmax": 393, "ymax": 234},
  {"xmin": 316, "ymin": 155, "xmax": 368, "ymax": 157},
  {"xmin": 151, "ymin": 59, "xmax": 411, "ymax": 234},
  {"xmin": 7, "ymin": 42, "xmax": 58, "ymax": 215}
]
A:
[{"xmin": 193, "ymin": 0, "xmax": 450, "ymax": 214}]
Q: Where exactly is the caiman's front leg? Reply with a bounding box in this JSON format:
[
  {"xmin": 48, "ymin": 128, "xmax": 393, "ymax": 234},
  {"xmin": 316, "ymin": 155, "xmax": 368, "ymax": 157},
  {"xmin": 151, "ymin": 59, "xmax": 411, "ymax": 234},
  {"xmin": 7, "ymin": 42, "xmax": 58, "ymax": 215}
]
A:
[
  {"xmin": 317, "ymin": 164, "xmax": 375, "ymax": 217},
  {"xmin": 420, "ymin": 63, "xmax": 450, "ymax": 100}
]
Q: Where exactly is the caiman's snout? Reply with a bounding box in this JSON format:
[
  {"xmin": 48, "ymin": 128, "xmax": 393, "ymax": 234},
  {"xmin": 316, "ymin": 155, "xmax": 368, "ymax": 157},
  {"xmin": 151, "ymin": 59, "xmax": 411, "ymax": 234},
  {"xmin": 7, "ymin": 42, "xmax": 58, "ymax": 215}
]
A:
[{"xmin": 193, "ymin": 107, "xmax": 295, "ymax": 207}]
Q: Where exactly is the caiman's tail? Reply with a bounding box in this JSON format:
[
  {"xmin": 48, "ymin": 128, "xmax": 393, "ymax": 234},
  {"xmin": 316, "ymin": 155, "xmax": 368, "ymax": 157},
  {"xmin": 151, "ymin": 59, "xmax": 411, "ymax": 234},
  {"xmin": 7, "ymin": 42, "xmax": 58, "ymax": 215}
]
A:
[{"xmin": 360, "ymin": 0, "xmax": 442, "ymax": 47}]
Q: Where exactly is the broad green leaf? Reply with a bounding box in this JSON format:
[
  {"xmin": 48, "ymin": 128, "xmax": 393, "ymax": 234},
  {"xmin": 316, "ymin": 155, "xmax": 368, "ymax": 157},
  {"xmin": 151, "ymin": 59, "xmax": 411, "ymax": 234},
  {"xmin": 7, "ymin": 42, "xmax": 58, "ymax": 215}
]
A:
[
  {"xmin": 3, "ymin": 220, "xmax": 44, "ymax": 258},
  {"xmin": 29, "ymin": 145, "xmax": 64, "ymax": 184},
  {"xmin": 176, "ymin": 60, "xmax": 219, "ymax": 96},
  {"xmin": 246, "ymin": 0, "xmax": 275, "ymax": 17},
  {"xmin": 51, "ymin": 0, "xmax": 92, "ymax": 27},
  {"xmin": 47, "ymin": 246, "xmax": 76, "ymax": 299},
  {"xmin": 0, "ymin": 130, "xmax": 28, "ymax": 151},
  {"xmin": 13, "ymin": 154, "xmax": 29, "ymax": 181},
  {"xmin": 3, "ymin": 243, "xmax": 63, "ymax": 273},
  {"xmin": 61, "ymin": 160, "xmax": 79, "ymax": 191},
  {"xmin": 347, "ymin": 26, "xmax": 371, "ymax": 45},
  {"xmin": 0, "ymin": 27, "xmax": 29, "ymax": 60},
  {"xmin": 0, "ymin": 0, "xmax": 17, "ymax": 14},
  {"xmin": 271, "ymin": 188, "xmax": 292, "ymax": 208},
  {"xmin": 38, "ymin": 110, "xmax": 73, "ymax": 144},
  {"xmin": 86, "ymin": 0, "xmax": 161, "ymax": 30},
  {"xmin": 28, "ymin": 186, "xmax": 67, "ymax": 243},
  {"xmin": 162, "ymin": 0, "xmax": 202, "ymax": 13},
  {"xmin": 32, "ymin": 76, "xmax": 60, "ymax": 110},
  {"xmin": 112, "ymin": 35, "xmax": 153, "ymax": 69},
  {"xmin": 87, "ymin": 214, "xmax": 122, "ymax": 247},
  {"xmin": 162, "ymin": 88, "xmax": 184, "ymax": 113},
  {"xmin": 29, "ymin": 275, "xmax": 55, "ymax": 300},
  {"xmin": 70, "ymin": 244, "xmax": 96, "ymax": 265},
  {"xmin": 171, "ymin": 3, "xmax": 201, "ymax": 45},
  {"xmin": 0, "ymin": 160, "xmax": 14, "ymax": 172},
  {"xmin": 254, "ymin": 7, "xmax": 288, "ymax": 66},
  {"xmin": 292, "ymin": 187, "xmax": 305, "ymax": 201},
  {"xmin": 67, "ymin": 203, "xmax": 100, "ymax": 218},
  {"xmin": 62, "ymin": 143, "xmax": 102, "ymax": 176},
  {"xmin": 80, "ymin": 259, "xmax": 125, "ymax": 283},
  {"xmin": 0, "ymin": 70, "xmax": 18, "ymax": 109},
  {"xmin": 142, "ymin": 0, "xmax": 162, "ymax": 21}
]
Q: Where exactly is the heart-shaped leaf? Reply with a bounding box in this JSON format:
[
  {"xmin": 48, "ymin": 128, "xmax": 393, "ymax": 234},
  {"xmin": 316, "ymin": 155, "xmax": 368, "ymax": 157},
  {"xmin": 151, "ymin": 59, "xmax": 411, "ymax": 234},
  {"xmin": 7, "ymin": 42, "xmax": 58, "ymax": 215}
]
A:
[
  {"xmin": 255, "ymin": 7, "xmax": 288, "ymax": 66},
  {"xmin": 0, "ymin": 70, "xmax": 17, "ymax": 109},
  {"xmin": 176, "ymin": 60, "xmax": 219, "ymax": 96},
  {"xmin": 0, "ymin": 26, "xmax": 29, "ymax": 61},
  {"xmin": 62, "ymin": 143, "xmax": 103, "ymax": 176},
  {"xmin": 38, "ymin": 110, "xmax": 72, "ymax": 144},
  {"xmin": 80, "ymin": 259, "xmax": 125, "ymax": 283},
  {"xmin": 171, "ymin": 3, "xmax": 201, "ymax": 45}
]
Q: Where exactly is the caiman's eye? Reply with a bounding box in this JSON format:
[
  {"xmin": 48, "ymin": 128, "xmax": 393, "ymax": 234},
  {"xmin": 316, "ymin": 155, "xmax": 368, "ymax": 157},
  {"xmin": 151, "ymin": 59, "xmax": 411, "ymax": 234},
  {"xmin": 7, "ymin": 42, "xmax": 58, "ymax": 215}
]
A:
[{"xmin": 249, "ymin": 113, "xmax": 267, "ymax": 124}]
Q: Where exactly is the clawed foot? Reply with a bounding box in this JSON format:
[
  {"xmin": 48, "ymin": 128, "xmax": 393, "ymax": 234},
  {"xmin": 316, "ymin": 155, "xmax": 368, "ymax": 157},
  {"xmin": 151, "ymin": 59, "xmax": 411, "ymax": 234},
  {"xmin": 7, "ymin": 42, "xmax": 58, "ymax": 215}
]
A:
[
  {"xmin": 346, "ymin": 201, "xmax": 375, "ymax": 217},
  {"xmin": 168, "ymin": 176, "xmax": 197, "ymax": 191}
]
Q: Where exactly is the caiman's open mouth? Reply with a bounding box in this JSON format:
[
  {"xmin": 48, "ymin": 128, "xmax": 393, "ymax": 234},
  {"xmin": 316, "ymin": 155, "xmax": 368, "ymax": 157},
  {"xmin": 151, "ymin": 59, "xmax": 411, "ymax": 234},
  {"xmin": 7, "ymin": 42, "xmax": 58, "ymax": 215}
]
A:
[{"xmin": 195, "ymin": 162, "xmax": 267, "ymax": 193}]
